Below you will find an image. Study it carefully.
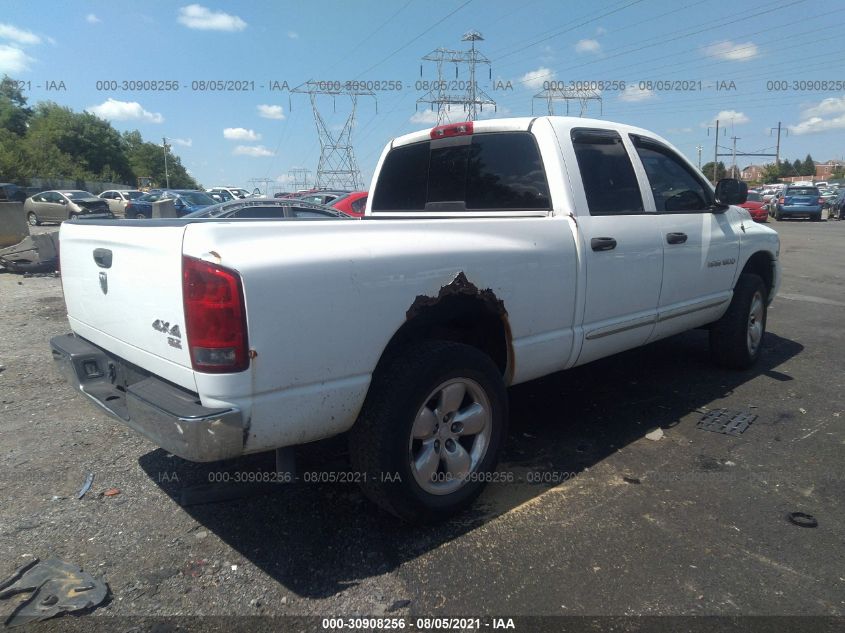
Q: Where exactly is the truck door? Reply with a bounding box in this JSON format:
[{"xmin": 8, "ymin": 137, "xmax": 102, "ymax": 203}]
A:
[
  {"xmin": 562, "ymin": 127, "xmax": 664, "ymax": 365},
  {"xmin": 628, "ymin": 135, "xmax": 740, "ymax": 341}
]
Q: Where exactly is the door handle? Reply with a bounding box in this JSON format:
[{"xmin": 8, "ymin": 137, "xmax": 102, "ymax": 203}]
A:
[
  {"xmin": 93, "ymin": 248, "xmax": 112, "ymax": 268},
  {"xmin": 666, "ymin": 232, "xmax": 688, "ymax": 244},
  {"xmin": 590, "ymin": 237, "xmax": 617, "ymax": 252}
]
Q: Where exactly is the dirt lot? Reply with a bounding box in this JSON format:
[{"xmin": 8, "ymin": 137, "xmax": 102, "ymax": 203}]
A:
[{"xmin": 1, "ymin": 219, "xmax": 843, "ymax": 631}]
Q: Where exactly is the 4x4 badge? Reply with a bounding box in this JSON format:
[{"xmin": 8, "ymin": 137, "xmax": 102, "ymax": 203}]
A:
[{"xmin": 98, "ymin": 272, "xmax": 108, "ymax": 295}]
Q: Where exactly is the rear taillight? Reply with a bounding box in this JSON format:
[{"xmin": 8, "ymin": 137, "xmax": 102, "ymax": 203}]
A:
[
  {"xmin": 779, "ymin": 197, "xmax": 785, "ymax": 204},
  {"xmin": 430, "ymin": 121, "xmax": 473, "ymax": 139},
  {"xmin": 818, "ymin": 197, "xmax": 824, "ymax": 205},
  {"xmin": 182, "ymin": 255, "xmax": 249, "ymax": 373}
]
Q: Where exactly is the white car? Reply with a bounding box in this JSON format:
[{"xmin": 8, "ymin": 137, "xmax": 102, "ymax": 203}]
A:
[
  {"xmin": 98, "ymin": 190, "xmax": 144, "ymax": 217},
  {"xmin": 207, "ymin": 186, "xmax": 251, "ymax": 201},
  {"xmin": 51, "ymin": 116, "xmax": 780, "ymax": 522}
]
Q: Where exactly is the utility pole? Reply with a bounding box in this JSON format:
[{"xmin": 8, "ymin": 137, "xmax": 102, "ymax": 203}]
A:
[
  {"xmin": 416, "ymin": 30, "xmax": 496, "ymax": 124},
  {"xmin": 696, "ymin": 144, "xmax": 703, "ymax": 170},
  {"xmin": 287, "ymin": 168, "xmax": 311, "ymax": 191},
  {"xmin": 769, "ymin": 121, "xmax": 787, "ymax": 167},
  {"xmin": 162, "ymin": 137, "xmax": 170, "ymax": 189},
  {"xmin": 707, "ymin": 120, "xmax": 720, "ymax": 183},
  {"xmin": 730, "ymin": 136, "xmax": 740, "ymax": 179}
]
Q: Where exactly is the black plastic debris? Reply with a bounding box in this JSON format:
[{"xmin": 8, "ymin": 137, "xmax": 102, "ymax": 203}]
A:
[
  {"xmin": 787, "ymin": 512, "xmax": 818, "ymax": 528},
  {"xmin": 697, "ymin": 409, "xmax": 757, "ymax": 436},
  {"xmin": 0, "ymin": 558, "xmax": 109, "ymax": 627}
]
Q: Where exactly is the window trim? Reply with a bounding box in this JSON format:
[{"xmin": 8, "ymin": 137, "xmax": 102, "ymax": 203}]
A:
[{"xmin": 629, "ymin": 134, "xmax": 715, "ymax": 213}]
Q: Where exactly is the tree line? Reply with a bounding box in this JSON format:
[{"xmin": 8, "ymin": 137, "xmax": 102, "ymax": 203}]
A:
[
  {"xmin": 701, "ymin": 154, "xmax": 841, "ymax": 184},
  {"xmin": 0, "ymin": 75, "xmax": 199, "ymax": 189}
]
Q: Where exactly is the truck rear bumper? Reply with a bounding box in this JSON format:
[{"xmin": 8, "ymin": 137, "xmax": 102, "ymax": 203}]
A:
[{"xmin": 50, "ymin": 333, "xmax": 244, "ymax": 462}]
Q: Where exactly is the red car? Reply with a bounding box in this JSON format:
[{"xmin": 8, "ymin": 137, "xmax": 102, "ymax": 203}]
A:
[
  {"xmin": 329, "ymin": 191, "xmax": 368, "ymax": 218},
  {"xmin": 739, "ymin": 191, "xmax": 767, "ymax": 223}
]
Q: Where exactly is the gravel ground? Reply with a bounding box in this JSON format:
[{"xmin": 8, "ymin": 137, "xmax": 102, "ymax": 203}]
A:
[{"xmin": 0, "ymin": 219, "xmax": 843, "ymax": 631}]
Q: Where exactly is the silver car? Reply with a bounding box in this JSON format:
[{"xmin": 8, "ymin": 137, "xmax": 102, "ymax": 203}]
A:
[
  {"xmin": 24, "ymin": 190, "xmax": 114, "ymax": 225},
  {"xmin": 98, "ymin": 190, "xmax": 144, "ymax": 217}
]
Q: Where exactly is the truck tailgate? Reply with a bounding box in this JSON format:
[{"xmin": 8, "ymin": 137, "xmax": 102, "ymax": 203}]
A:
[{"xmin": 59, "ymin": 222, "xmax": 197, "ymax": 392}]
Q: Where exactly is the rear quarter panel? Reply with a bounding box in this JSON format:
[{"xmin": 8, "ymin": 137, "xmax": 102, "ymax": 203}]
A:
[{"xmin": 182, "ymin": 217, "xmax": 578, "ymax": 452}]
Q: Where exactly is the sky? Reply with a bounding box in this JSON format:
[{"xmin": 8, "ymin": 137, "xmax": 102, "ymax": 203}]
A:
[{"xmin": 2, "ymin": 0, "xmax": 844, "ymax": 190}]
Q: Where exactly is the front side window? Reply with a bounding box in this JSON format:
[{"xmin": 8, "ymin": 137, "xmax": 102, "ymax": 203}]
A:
[
  {"xmin": 570, "ymin": 128, "xmax": 644, "ymax": 216},
  {"xmin": 371, "ymin": 132, "xmax": 550, "ymax": 212},
  {"xmin": 631, "ymin": 136, "xmax": 712, "ymax": 213}
]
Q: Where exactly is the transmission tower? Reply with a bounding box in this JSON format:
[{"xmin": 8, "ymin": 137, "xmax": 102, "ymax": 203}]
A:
[
  {"xmin": 287, "ymin": 168, "xmax": 311, "ymax": 191},
  {"xmin": 248, "ymin": 178, "xmax": 273, "ymax": 195},
  {"xmin": 531, "ymin": 86, "xmax": 602, "ymax": 117},
  {"xmin": 416, "ymin": 30, "xmax": 496, "ymax": 124},
  {"xmin": 292, "ymin": 81, "xmax": 376, "ymax": 190}
]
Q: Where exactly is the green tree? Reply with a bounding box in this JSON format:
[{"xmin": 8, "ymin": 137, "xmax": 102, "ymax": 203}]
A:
[
  {"xmin": 778, "ymin": 159, "xmax": 795, "ymax": 178},
  {"xmin": 760, "ymin": 163, "xmax": 781, "ymax": 183},
  {"xmin": 122, "ymin": 130, "xmax": 198, "ymax": 189},
  {"xmin": 802, "ymin": 154, "xmax": 815, "ymax": 177},
  {"xmin": 792, "ymin": 159, "xmax": 803, "ymax": 176},
  {"xmin": 702, "ymin": 161, "xmax": 726, "ymax": 181},
  {"xmin": 0, "ymin": 75, "xmax": 32, "ymax": 137}
]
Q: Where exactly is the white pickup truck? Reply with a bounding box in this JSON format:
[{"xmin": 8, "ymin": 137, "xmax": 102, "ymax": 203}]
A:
[{"xmin": 51, "ymin": 116, "xmax": 780, "ymax": 522}]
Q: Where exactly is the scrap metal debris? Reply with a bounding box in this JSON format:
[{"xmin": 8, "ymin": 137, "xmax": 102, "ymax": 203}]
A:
[
  {"xmin": 0, "ymin": 558, "xmax": 109, "ymax": 627},
  {"xmin": 787, "ymin": 512, "xmax": 818, "ymax": 528},
  {"xmin": 103, "ymin": 488, "xmax": 120, "ymax": 497},
  {"xmin": 697, "ymin": 409, "xmax": 757, "ymax": 436},
  {"xmin": 77, "ymin": 473, "xmax": 94, "ymax": 499}
]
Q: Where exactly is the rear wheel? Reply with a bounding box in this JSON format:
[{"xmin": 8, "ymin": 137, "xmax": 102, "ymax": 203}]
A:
[
  {"xmin": 135, "ymin": 212, "xmax": 147, "ymax": 219},
  {"xmin": 350, "ymin": 341, "xmax": 508, "ymax": 523},
  {"xmin": 774, "ymin": 209, "xmax": 783, "ymax": 221},
  {"xmin": 69, "ymin": 212, "xmax": 79, "ymax": 221},
  {"xmin": 26, "ymin": 211, "xmax": 40, "ymax": 226},
  {"xmin": 710, "ymin": 273, "xmax": 767, "ymax": 369},
  {"xmin": 811, "ymin": 213, "xmax": 822, "ymax": 222}
]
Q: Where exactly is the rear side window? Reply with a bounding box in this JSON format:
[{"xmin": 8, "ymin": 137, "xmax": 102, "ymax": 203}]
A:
[
  {"xmin": 570, "ymin": 128, "xmax": 644, "ymax": 215},
  {"xmin": 230, "ymin": 206, "xmax": 284, "ymax": 218},
  {"xmin": 371, "ymin": 132, "xmax": 550, "ymax": 212}
]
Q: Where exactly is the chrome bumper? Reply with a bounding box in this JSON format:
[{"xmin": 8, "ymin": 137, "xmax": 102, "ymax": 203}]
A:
[{"xmin": 50, "ymin": 333, "xmax": 244, "ymax": 462}]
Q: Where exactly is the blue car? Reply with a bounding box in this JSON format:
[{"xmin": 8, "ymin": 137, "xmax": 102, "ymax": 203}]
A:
[
  {"xmin": 772, "ymin": 185, "xmax": 822, "ymax": 221},
  {"xmin": 123, "ymin": 189, "xmax": 216, "ymax": 219}
]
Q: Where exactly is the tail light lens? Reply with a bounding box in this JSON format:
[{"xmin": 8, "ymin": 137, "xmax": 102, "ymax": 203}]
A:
[
  {"xmin": 779, "ymin": 197, "xmax": 785, "ymax": 204},
  {"xmin": 430, "ymin": 121, "xmax": 473, "ymax": 139},
  {"xmin": 182, "ymin": 255, "xmax": 249, "ymax": 373},
  {"xmin": 818, "ymin": 197, "xmax": 824, "ymax": 205}
]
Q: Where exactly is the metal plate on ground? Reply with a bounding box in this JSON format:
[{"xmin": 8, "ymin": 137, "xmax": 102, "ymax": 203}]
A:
[{"xmin": 697, "ymin": 409, "xmax": 757, "ymax": 435}]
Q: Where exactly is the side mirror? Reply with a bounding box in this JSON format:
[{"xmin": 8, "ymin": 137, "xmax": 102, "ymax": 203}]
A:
[{"xmin": 715, "ymin": 178, "xmax": 747, "ymax": 206}]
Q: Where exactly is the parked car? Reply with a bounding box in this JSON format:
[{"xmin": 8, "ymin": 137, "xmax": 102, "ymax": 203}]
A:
[
  {"xmin": 829, "ymin": 190, "xmax": 845, "ymax": 220},
  {"xmin": 183, "ymin": 197, "xmax": 349, "ymax": 219},
  {"xmin": 819, "ymin": 188, "xmax": 838, "ymax": 209},
  {"xmin": 329, "ymin": 191, "xmax": 368, "ymax": 218},
  {"xmin": 208, "ymin": 186, "xmax": 251, "ymax": 200},
  {"xmin": 98, "ymin": 190, "xmax": 144, "ymax": 217},
  {"xmin": 50, "ymin": 116, "xmax": 780, "ymax": 522},
  {"xmin": 770, "ymin": 185, "xmax": 823, "ymax": 221},
  {"xmin": 0, "ymin": 183, "xmax": 27, "ymax": 202},
  {"xmin": 24, "ymin": 190, "xmax": 114, "ymax": 225},
  {"xmin": 124, "ymin": 190, "xmax": 217, "ymax": 219},
  {"xmin": 294, "ymin": 189, "xmax": 350, "ymax": 205},
  {"xmin": 739, "ymin": 191, "xmax": 768, "ymax": 222}
]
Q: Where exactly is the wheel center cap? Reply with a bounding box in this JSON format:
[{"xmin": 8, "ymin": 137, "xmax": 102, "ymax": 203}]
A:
[{"xmin": 438, "ymin": 425, "xmax": 451, "ymax": 440}]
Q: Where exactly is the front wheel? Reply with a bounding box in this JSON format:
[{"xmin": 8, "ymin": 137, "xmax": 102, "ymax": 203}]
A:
[
  {"xmin": 710, "ymin": 274, "xmax": 767, "ymax": 369},
  {"xmin": 26, "ymin": 211, "xmax": 40, "ymax": 226},
  {"xmin": 350, "ymin": 341, "xmax": 507, "ymax": 523}
]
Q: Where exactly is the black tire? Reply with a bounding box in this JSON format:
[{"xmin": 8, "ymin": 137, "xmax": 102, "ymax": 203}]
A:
[
  {"xmin": 811, "ymin": 213, "xmax": 822, "ymax": 222},
  {"xmin": 350, "ymin": 340, "xmax": 508, "ymax": 523},
  {"xmin": 69, "ymin": 212, "xmax": 79, "ymax": 221},
  {"xmin": 135, "ymin": 212, "xmax": 147, "ymax": 220},
  {"xmin": 26, "ymin": 211, "xmax": 40, "ymax": 226},
  {"xmin": 774, "ymin": 210, "xmax": 783, "ymax": 221},
  {"xmin": 710, "ymin": 273, "xmax": 767, "ymax": 369}
]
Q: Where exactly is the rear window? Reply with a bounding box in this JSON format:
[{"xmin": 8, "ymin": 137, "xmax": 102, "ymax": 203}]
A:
[
  {"xmin": 786, "ymin": 187, "xmax": 818, "ymax": 196},
  {"xmin": 372, "ymin": 132, "xmax": 550, "ymax": 212},
  {"xmin": 746, "ymin": 192, "xmax": 762, "ymax": 202}
]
